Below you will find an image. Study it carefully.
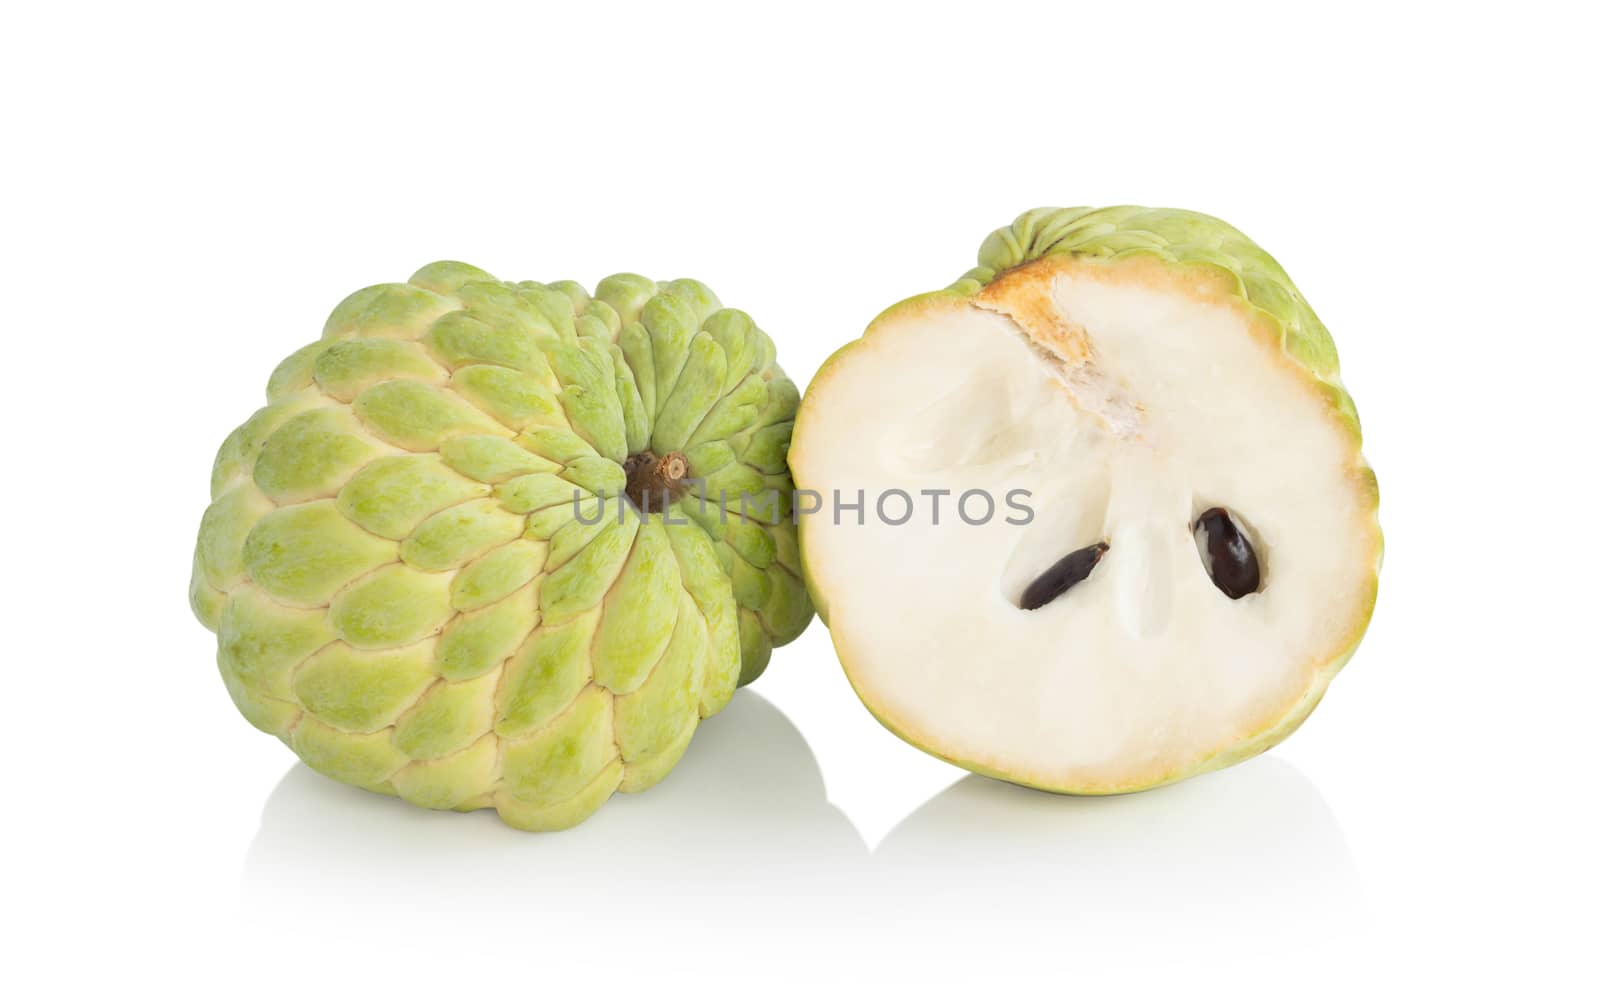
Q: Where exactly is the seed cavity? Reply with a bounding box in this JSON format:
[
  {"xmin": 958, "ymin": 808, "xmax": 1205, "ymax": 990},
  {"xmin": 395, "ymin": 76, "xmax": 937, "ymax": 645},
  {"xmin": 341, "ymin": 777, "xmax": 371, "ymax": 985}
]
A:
[
  {"xmin": 1019, "ymin": 542, "xmax": 1109, "ymax": 611},
  {"xmin": 1193, "ymin": 507, "xmax": 1261, "ymax": 599}
]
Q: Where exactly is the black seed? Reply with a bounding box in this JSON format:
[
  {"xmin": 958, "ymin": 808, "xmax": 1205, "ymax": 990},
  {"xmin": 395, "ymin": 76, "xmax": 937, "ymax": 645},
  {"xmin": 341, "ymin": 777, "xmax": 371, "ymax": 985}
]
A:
[
  {"xmin": 1019, "ymin": 542, "xmax": 1109, "ymax": 611},
  {"xmin": 1195, "ymin": 507, "xmax": 1261, "ymax": 599}
]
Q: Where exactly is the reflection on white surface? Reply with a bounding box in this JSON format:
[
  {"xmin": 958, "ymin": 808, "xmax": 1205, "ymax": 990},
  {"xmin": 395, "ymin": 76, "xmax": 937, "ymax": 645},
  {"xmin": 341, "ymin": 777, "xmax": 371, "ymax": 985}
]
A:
[
  {"xmin": 247, "ymin": 696, "xmax": 1358, "ymax": 949},
  {"xmin": 875, "ymin": 756, "xmax": 1364, "ymax": 947},
  {"xmin": 244, "ymin": 692, "xmax": 868, "ymax": 931}
]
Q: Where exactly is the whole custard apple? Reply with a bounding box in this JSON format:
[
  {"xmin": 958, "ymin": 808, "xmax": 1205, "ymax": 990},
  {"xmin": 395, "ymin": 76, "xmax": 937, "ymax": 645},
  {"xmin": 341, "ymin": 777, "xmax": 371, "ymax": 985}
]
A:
[
  {"xmin": 190, "ymin": 262, "xmax": 813, "ymax": 830},
  {"xmin": 791, "ymin": 207, "xmax": 1381, "ymax": 795}
]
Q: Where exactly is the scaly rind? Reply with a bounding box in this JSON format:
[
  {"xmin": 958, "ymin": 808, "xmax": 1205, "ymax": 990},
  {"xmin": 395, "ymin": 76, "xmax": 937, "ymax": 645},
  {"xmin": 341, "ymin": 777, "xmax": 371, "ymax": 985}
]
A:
[{"xmin": 192, "ymin": 264, "xmax": 812, "ymax": 830}]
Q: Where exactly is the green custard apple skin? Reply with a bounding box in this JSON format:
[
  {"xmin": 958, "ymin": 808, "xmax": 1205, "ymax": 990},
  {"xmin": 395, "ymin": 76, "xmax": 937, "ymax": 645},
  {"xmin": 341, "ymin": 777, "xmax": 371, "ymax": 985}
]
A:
[
  {"xmin": 190, "ymin": 263, "xmax": 812, "ymax": 830},
  {"xmin": 791, "ymin": 207, "xmax": 1382, "ymax": 795}
]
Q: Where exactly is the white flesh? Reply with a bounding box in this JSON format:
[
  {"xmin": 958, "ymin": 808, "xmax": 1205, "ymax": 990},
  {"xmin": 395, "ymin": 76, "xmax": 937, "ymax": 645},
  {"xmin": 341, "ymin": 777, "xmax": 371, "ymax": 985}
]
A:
[{"xmin": 795, "ymin": 263, "xmax": 1378, "ymax": 791}]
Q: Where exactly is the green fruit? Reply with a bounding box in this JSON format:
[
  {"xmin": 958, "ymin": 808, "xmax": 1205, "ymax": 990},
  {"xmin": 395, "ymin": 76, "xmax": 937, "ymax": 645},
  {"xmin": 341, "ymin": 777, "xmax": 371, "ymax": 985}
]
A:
[
  {"xmin": 791, "ymin": 207, "xmax": 1381, "ymax": 794},
  {"xmin": 192, "ymin": 264, "xmax": 811, "ymax": 830}
]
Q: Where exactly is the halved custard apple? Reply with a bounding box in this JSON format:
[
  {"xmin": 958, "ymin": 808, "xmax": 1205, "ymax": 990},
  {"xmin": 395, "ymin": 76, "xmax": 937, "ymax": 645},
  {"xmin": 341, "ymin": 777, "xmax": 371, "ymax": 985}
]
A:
[{"xmin": 791, "ymin": 207, "xmax": 1381, "ymax": 793}]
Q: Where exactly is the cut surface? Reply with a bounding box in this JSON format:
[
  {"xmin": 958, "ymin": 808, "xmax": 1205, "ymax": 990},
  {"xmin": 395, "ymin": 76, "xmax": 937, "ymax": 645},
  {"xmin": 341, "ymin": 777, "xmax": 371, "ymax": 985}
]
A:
[{"xmin": 793, "ymin": 249, "xmax": 1380, "ymax": 793}]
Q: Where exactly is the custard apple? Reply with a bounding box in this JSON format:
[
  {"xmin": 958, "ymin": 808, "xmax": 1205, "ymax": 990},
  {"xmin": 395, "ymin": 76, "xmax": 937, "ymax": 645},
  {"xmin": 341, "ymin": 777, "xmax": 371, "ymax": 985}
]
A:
[
  {"xmin": 190, "ymin": 262, "xmax": 812, "ymax": 830},
  {"xmin": 791, "ymin": 207, "xmax": 1381, "ymax": 794}
]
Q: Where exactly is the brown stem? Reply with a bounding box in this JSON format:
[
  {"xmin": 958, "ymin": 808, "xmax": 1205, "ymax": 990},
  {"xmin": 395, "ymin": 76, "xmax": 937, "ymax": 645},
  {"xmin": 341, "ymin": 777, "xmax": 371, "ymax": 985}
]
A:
[{"xmin": 623, "ymin": 450, "xmax": 688, "ymax": 512}]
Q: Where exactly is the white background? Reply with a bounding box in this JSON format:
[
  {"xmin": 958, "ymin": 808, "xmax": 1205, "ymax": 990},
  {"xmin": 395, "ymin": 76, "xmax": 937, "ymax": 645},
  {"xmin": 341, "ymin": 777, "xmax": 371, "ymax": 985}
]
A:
[{"xmin": 4, "ymin": 2, "xmax": 1596, "ymax": 999}]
